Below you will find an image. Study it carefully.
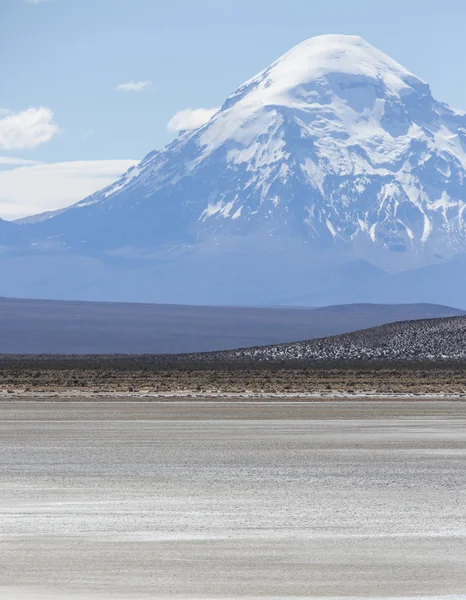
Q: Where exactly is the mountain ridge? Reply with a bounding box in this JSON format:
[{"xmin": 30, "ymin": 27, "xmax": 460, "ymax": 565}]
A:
[
  {"xmin": 0, "ymin": 297, "xmax": 461, "ymax": 354},
  {"xmin": 3, "ymin": 34, "xmax": 466, "ymax": 306}
]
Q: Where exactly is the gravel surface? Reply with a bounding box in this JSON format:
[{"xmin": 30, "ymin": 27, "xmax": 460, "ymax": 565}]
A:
[
  {"xmin": 0, "ymin": 400, "xmax": 465, "ymax": 599},
  {"xmin": 208, "ymin": 315, "xmax": 466, "ymax": 362}
]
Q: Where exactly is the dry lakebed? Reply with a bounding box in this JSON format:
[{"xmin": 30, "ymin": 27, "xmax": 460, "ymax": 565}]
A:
[{"xmin": 0, "ymin": 399, "xmax": 465, "ymax": 599}]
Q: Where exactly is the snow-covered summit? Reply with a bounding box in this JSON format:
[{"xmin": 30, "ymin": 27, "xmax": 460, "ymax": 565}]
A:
[{"xmin": 223, "ymin": 34, "xmax": 425, "ymax": 111}]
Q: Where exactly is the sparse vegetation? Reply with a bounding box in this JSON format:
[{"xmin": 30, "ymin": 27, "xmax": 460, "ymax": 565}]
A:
[{"xmin": 1, "ymin": 354, "xmax": 466, "ymax": 395}]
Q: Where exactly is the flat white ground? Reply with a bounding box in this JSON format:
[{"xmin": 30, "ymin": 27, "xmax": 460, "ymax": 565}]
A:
[{"xmin": 0, "ymin": 400, "xmax": 465, "ymax": 599}]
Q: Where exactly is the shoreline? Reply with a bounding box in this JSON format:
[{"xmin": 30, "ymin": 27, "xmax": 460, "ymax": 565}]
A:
[{"xmin": 1, "ymin": 389, "xmax": 466, "ymax": 402}]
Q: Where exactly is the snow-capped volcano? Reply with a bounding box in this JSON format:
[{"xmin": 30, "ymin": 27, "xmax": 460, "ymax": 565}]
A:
[{"xmin": 4, "ymin": 35, "xmax": 466, "ymax": 305}]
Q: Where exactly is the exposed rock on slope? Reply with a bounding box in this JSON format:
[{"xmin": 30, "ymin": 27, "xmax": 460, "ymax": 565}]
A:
[{"xmin": 209, "ymin": 316, "xmax": 466, "ymax": 362}]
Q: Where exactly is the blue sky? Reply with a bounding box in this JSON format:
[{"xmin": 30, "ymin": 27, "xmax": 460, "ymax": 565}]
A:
[{"xmin": 1, "ymin": 0, "xmax": 466, "ymax": 218}]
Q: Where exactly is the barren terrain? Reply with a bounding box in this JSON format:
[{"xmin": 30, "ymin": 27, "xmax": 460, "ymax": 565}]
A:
[
  {"xmin": 2, "ymin": 298, "xmax": 458, "ymax": 354},
  {"xmin": 2, "ymin": 354, "xmax": 466, "ymax": 397},
  {"xmin": 0, "ymin": 400, "xmax": 465, "ymax": 599}
]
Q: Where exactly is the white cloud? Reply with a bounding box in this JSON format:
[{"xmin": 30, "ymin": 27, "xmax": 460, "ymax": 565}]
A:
[
  {"xmin": 167, "ymin": 107, "xmax": 219, "ymax": 133},
  {"xmin": 25, "ymin": 0, "xmax": 52, "ymax": 4},
  {"xmin": 0, "ymin": 159, "xmax": 138, "ymax": 220},
  {"xmin": 116, "ymin": 81, "xmax": 152, "ymax": 92},
  {"xmin": 0, "ymin": 107, "xmax": 61, "ymax": 151}
]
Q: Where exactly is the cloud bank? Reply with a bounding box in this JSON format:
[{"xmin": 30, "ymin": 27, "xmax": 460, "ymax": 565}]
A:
[
  {"xmin": 0, "ymin": 107, "xmax": 61, "ymax": 151},
  {"xmin": 0, "ymin": 159, "xmax": 138, "ymax": 220},
  {"xmin": 167, "ymin": 107, "xmax": 219, "ymax": 133}
]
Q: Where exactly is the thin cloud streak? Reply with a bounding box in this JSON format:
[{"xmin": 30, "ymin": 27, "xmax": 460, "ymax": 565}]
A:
[
  {"xmin": 116, "ymin": 81, "xmax": 152, "ymax": 92},
  {"xmin": 0, "ymin": 156, "xmax": 43, "ymax": 166},
  {"xmin": 82, "ymin": 128, "xmax": 96, "ymax": 140}
]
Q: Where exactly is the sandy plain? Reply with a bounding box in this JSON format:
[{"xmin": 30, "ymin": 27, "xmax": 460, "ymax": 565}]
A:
[{"xmin": 0, "ymin": 400, "xmax": 465, "ymax": 599}]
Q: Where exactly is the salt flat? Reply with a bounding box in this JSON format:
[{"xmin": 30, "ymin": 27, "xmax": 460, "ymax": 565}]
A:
[{"xmin": 0, "ymin": 400, "xmax": 465, "ymax": 599}]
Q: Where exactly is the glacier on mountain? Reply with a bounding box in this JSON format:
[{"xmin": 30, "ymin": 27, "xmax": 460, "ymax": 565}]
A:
[{"xmin": 2, "ymin": 34, "xmax": 466, "ymax": 306}]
